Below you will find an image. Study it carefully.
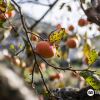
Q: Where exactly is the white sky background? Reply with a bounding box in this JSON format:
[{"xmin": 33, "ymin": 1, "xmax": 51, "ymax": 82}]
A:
[{"xmin": 16, "ymin": 0, "xmax": 100, "ymax": 38}]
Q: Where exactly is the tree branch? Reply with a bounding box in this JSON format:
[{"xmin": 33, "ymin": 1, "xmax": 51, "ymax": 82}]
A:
[
  {"xmin": 17, "ymin": 0, "xmax": 52, "ymax": 7},
  {"xmin": 29, "ymin": 0, "xmax": 59, "ymax": 30}
]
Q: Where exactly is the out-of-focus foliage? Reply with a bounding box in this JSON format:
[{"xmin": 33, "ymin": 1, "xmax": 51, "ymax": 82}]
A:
[{"xmin": 80, "ymin": 71, "xmax": 100, "ymax": 90}]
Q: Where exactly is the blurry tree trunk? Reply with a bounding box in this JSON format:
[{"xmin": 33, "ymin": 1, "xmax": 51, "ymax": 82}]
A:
[
  {"xmin": 53, "ymin": 86, "xmax": 100, "ymax": 100},
  {"xmin": 0, "ymin": 60, "xmax": 38, "ymax": 100}
]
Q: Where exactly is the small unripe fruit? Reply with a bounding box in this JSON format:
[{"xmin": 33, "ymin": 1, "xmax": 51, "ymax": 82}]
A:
[
  {"xmin": 40, "ymin": 62, "xmax": 46, "ymax": 71},
  {"xmin": 78, "ymin": 18, "xmax": 88, "ymax": 27},
  {"xmin": 49, "ymin": 73, "xmax": 63, "ymax": 81},
  {"xmin": 66, "ymin": 38, "xmax": 79, "ymax": 48},
  {"xmin": 49, "ymin": 74, "xmax": 56, "ymax": 81},
  {"xmin": 36, "ymin": 41, "xmax": 55, "ymax": 58},
  {"xmin": 30, "ymin": 35, "xmax": 38, "ymax": 41}
]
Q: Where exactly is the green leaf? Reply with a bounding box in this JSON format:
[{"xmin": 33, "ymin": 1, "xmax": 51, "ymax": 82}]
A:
[
  {"xmin": 80, "ymin": 71, "xmax": 100, "ymax": 90},
  {"xmin": 7, "ymin": 2, "xmax": 15, "ymax": 11},
  {"xmin": 87, "ymin": 49, "xmax": 98, "ymax": 65},
  {"xmin": 10, "ymin": 44, "xmax": 15, "ymax": 50},
  {"xmin": 0, "ymin": 20, "xmax": 6, "ymax": 27},
  {"xmin": 0, "ymin": 1, "xmax": 6, "ymax": 13},
  {"xmin": 24, "ymin": 69, "xmax": 32, "ymax": 83},
  {"xmin": 22, "ymin": 37, "xmax": 29, "ymax": 46},
  {"xmin": 0, "ymin": 0, "xmax": 3, "ymax": 4}
]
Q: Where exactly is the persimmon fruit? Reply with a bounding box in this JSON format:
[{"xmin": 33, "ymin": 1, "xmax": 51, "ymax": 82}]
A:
[
  {"xmin": 66, "ymin": 38, "xmax": 78, "ymax": 48},
  {"xmin": 78, "ymin": 18, "xmax": 88, "ymax": 27},
  {"xmin": 68, "ymin": 25, "xmax": 74, "ymax": 31},
  {"xmin": 31, "ymin": 35, "xmax": 38, "ymax": 41},
  {"xmin": 36, "ymin": 41, "xmax": 55, "ymax": 58}
]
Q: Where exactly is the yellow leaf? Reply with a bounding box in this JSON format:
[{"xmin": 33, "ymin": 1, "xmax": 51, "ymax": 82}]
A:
[
  {"xmin": 87, "ymin": 49, "xmax": 98, "ymax": 65},
  {"xmin": 86, "ymin": 76, "xmax": 100, "ymax": 90},
  {"xmin": 83, "ymin": 43, "xmax": 90, "ymax": 57},
  {"xmin": 24, "ymin": 69, "xmax": 32, "ymax": 83},
  {"xmin": 49, "ymin": 28, "xmax": 66, "ymax": 44},
  {"xmin": 0, "ymin": 1, "xmax": 6, "ymax": 13},
  {"xmin": 80, "ymin": 71, "xmax": 100, "ymax": 90},
  {"xmin": 10, "ymin": 44, "xmax": 15, "ymax": 50},
  {"xmin": 60, "ymin": 51, "xmax": 68, "ymax": 60}
]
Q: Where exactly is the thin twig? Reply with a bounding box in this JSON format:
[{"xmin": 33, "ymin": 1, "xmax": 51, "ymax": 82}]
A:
[
  {"xmin": 27, "ymin": 31, "xmax": 44, "ymax": 41},
  {"xmin": 17, "ymin": 1, "xmax": 52, "ymax": 7},
  {"xmin": 15, "ymin": 45, "xmax": 26, "ymax": 56},
  {"xmin": 3, "ymin": 13, "xmax": 18, "ymax": 34},
  {"xmin": 30, "ymin": 0, "xmax": 59, "ymax": 30},
  {"xmin": 38, "ymin": 65, "xmax": 51, "ymax": 95},
  {"xmin": 11, "ymin": 0, "xmax": 38, "ymax": 74},
  {"xmin": 11, "ymin": 0, "xmax": 36, "ymax": 57},
  {"xmin": 31, "ymin": 62, "xmax": 36, "ymax": 89},
  {"xmin": 38, "ymin": 64, "xmax": 60, "ymax": 99},
  {"xmin": 11, "ymin": 0, "xmax": 52, "ymax": 97},
  {"xmin": 35, "ymin": 52, "xmax": 95, "ymax": 72},
  {"xmin": 80, "ymin": 0, "xmax": 87, "ymax": 14}
]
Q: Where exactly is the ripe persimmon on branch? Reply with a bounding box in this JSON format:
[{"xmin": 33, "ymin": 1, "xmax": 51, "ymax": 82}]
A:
[
  {"xmin": 11, "ymin": 0, "xmax": 94, "ymax": 70},
  {"xmin": 11, "ymin": 0, "xmax": 60, "ymax": 97}
]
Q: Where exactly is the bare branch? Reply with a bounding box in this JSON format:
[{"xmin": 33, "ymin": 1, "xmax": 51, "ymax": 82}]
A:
[
  {"xmin": 29, "ymin": 0, "xmax": 59, "ymax": 30},
  {"xmin": 17, "ymin": 0, "xmax": 52, "ymax": 7}
]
